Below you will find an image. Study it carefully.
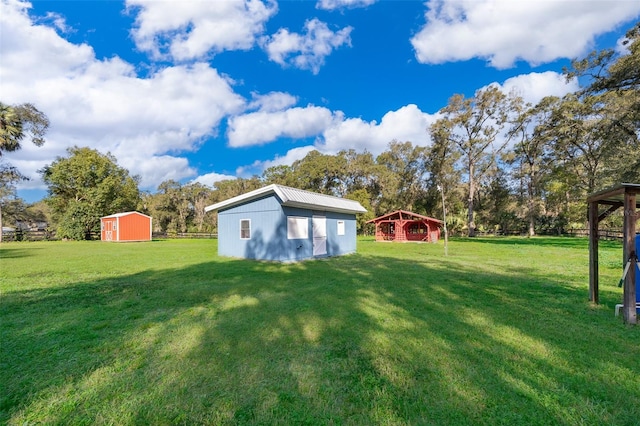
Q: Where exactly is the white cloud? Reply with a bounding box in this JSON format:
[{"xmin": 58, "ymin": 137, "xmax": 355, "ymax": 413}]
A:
[
  {"xmin": 411, "ymin": 0, "xmax": 640, "ymax": 68},
  {"xmin": 0, "ymin": 0, "xmax": 97, "ymax": 82},
  {"xmin": 236, "ymin": 145, "xmax": 317, "ymax": 176},
  {"xmin": 316, "ymin": 0, "xmax": 377, "ymax": 10},
  {"xmin": 38, "ymin": 11, "xmax": 72, "ymax": 33},
  {"xmin": 235, "ymin": 103, "xmax": 437, "ymax": 176},
  {"xmin": 122, "ymin": 156, "xmax": 197, "ymax": 190},
  {"xmin": 0, "ymin": 0, "xmax": 245, "ymax": 192},
  {"xmin": 247, "ymin": 91, "xmax": 298, "ymax": 112},
  {"xmin": 127, "ymin": 0, "xmax": 277, "ymax": 61},
  {"xmin": 191, "ymin": 172, "xmax": 238, "ymax": 188},
  {"xmin": 261, "ymin": 18, "xmax": 353, "ymax": 74},
  {"xmin": 497, "ymin": 71, "xmax": 580, "ymax": 105},
  {"xmin": 320, "ymin": 104, "xmax": 437, "ymax": 154},
  {"xmin": 227, "ymin": 106, "xmax": 335, "ymax": 147},
  {"xmin": 232, "ymin": 104, "xmax": 437, "ymax": 175}
]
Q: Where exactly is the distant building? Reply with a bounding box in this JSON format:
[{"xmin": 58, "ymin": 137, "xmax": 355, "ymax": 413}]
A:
[
  {"xmin": 367, "ymin": 210, "xmax": 443, "ymax": 243},
  {"xmin": 205, "ymin": 184, "xmax": 367, "ymax": 261},
  {"xmin": 100, "ymin": 211, "xmax": 152, "ymax": 242},
  {"xmin": 15, "ymin": 220, "xmax": 48, "ymax": 231}
]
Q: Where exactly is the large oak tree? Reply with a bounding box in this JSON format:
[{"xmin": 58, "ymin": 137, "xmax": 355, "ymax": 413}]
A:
[{"xmin": 41, "ymin": 146, "xmax": 140, "ymax": 240}]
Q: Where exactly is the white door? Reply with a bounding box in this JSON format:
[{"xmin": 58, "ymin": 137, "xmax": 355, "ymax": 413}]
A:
[
  {"xmin": 104, "ymin": 221, "xmax": 113, "ymax": 241},
  {"xmin": 312, "ymin": 215, "xmax": 327, "ymax": 256}
]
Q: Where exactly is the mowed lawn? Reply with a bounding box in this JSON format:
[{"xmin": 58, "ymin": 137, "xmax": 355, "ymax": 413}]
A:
[{"xmin": 1, "ymin": 237, "xmax": 639, "ymax": 425}]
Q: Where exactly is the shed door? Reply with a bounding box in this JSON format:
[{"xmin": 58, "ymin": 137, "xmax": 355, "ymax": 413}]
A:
[
  {"xmin": 312, "ymin": 215, "xmax": 327, "ymax": 256},
  {"xmin": 104, "ymin": 220, "xmax": 113, "ymax": 241}
]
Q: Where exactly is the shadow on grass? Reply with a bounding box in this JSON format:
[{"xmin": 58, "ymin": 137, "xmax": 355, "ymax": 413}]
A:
[
  {"xmin": 0, "ymin": 247, "xmax": 38, "ymax": 259},
  {"xmin": 2, "ymin": 248, "xmax": 640, "ymax": 424}
]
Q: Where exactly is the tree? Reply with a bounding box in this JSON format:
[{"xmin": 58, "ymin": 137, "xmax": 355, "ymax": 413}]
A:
[
  {"xmin": 543, "ymin": 93, "xmax": 617, "ymax": 196},
  {"xmin": 184, "ymin": 182, "xmax": 213, "ymax": 232},
  {"xmin": 475, "ymin": 166, "xmax": 520, "ymax": 234},
  {"xmin": 213, "ymin": 177, "xmax": 262, "ymax": 203},
  {"xmin": 155, "ymin": 180, "xmax": 190, "ymax": 233},
  {"xmin": 337, "ymin": 149, "xmax": 381, "ymax": 195},
  {"xmin": 507, "ymin": 96, "xmax": 559, "ymax": 236},
  {"xmin": 290, "ymin": 150, "xmax": 347, "ymax": 196},
  {"xmin": 565, "ymin": 21, "xmax": 640, "ymax": 186},
  {"xmin": 0, "ymin": 102, "xmax": 49, "ymax": 155},
  {"xmin": 430, "ymin": 86, "xmax": 520, "ymax": 236},
  {"xmin": 41, "ymin": 146, "xmax": 140, "ymax": 240},
  {"xmin": 375, "ymin": 141, "xmax": 428, "ymax": 214},
  {"xmin": 426, "ymin": 122, "xmax": 463, "ymax": 223},
  {"xmin": 262, "ymin": 164, "xmax": 296, "ymax": 187},
  {"xmin": 568, "ymin": 22, "xmax": 639, "ymax": 108},
  {"xmin": 344, "ymin": 188, "xmax": 375, "ymax": 233},
  {"xmin": 0, "ymin": 102, "xmax": 49, "ymax": 242},
  {"xmin": 147, "ymin": 181, "xmax": 214, "ymax": 233},
  {"xmin": 0, "ymin": 165, "xmax": 23, "ymax": 241}
]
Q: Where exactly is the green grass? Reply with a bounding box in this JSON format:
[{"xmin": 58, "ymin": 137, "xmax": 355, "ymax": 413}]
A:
[{"xmin": 1, "ymin": 237, "xmax": 639, "ymax": 425}]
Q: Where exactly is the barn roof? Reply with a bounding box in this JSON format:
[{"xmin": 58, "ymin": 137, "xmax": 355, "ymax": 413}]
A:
[
  {"xmin": 101, "ymin": 211, "xmax": 151, "ymax": 219},
  {"xmin": 204, "ymin": 184, "xmax": 367, "ymax": 215},
  {"xmin": 367, "ymin": 210, "xmax": 444, "ymax": 224}
]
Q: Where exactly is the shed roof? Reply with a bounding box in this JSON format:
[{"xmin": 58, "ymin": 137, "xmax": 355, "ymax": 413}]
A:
[
  {"xmin": 587, "ymin": 183, "xmax": 640, "ymax": 207},
  {"xmin": 101, "ymin": 211, "xmax": 151, "ymax": 219},
  {"xmin": 204, "ymin": 184, "xmax": 367, "ymax": 215}
]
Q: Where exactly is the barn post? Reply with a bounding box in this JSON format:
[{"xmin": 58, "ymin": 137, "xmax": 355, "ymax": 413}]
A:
[
  {"xmin": 623, "ymin": 190, "xmax": 637, "ymax": 324},
  {"xmin": 588, "ymin": 200, "xmax": 599, "ymax": 304}
]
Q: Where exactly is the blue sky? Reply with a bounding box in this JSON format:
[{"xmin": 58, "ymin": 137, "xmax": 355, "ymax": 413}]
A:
[{"xmin": 1, "ymin": 0, "xmax": 639, "ymax": 203}]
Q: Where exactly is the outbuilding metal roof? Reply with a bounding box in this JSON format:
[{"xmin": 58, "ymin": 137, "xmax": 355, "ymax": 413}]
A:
[
  {"xmin": 101, "ymin": 211, "xmax": 152, "ymax": 219},
  {"xmin": 204, "ymin": 184, "xmax": 367, "ymax": 214}
]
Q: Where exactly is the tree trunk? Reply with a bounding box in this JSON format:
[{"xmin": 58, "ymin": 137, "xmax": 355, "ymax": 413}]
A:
[
  {"xmin": 528, "ymin": 212, "xmax": 535, "ymax": 237},
  {"xmin": 527, "ymin": 177, "xmax": 535, "ymax": 237},
  {"xmin": 467, "ymin": 162, "xmax": 476, "ymax": 237}
]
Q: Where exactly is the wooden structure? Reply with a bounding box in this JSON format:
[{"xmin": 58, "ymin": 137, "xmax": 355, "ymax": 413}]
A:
[
  {"xmin": 101, "ymin": 211, "xmax": 152, "ymax": 242},
  {"xmin": 367, "ymin": 210, "xmax": 443, "ymax": 243},
  {"xmin": 588, "ymin": 183, "xmax": 640, "ymax": 324}
]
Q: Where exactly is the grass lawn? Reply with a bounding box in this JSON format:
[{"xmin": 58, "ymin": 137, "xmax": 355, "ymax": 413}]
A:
[{"xmin": 1, "ymin": 236, "xmax": 639, "ymax": 425}]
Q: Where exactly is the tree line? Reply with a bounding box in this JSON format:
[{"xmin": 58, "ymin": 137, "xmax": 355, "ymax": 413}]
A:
[{"xmin": 1, "ymin": 23, "xmax": 638, "ymax": 240}]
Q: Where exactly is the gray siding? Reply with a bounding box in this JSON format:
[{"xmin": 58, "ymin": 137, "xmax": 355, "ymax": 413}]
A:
[{"xmin": 218, "ymin": 194, "xmax": 358, "ymax": 261}]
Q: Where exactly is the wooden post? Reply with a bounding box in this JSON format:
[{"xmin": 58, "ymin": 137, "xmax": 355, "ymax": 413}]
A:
[
  {"xmin": 623, "ymin": 191, "xmax": 637, "ymax": 324},
  {"xmin": 589, "ymin": 201, "xmax": 599, "ymax": 304}
]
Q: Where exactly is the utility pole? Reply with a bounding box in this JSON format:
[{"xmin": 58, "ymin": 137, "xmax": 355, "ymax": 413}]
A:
[{"xmin": 437, "ymin": 184, "xmax": 448, "ymax": 256}]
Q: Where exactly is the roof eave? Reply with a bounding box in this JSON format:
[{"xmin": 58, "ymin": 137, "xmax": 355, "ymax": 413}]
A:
[
  {"xmin": 587, "ymin": 183, "xmax": 640, "ymax": 206},
  {"xmin": 204, "ymin": 184, "xmax": 367, "ymax": 214},
  {"xmin": 101, "ymin": 211, "xmax": 151, "ymax": 219},
  {"xmin": 204, "ymin": 184, "xmax": 279, "ymax": 212},
  {"xmin": 282, "ymin": 200, "xmax": 367, "ymax": 215}
]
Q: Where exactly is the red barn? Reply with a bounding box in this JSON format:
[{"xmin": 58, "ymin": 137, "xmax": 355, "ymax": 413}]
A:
[
  {"xmin": 100, "ymin": 211, "xmax": 152, "ymax": 242},
  {"xmin": 367, "ymin": 210, "xmax": 443, "ymax": 243}
]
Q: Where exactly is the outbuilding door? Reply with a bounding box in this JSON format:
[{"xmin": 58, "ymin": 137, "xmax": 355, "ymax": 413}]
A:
[
  {"xmin": 103, "ymin": 220, "xmax": 114, "ymax": 241},
  {"xmin": 312, "ymin": 215, "xmax": 327, "ymax": 256}
]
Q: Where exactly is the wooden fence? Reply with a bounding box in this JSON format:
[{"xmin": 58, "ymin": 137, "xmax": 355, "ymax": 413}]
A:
[
  {"xmin": 1, "ymin": 230, "xmax": 218, "ymax": 242},
  {"xmin": 1, "ymin": 230, "xmax": 55, "ymax": 242},
  {"xmin": 1, "ymin": 229, "xmax": 623, "ymax": 242},
  {"xmin": 565, "ymin": 229, "xmax": 624, "ymax": 240},
  {"xmin": 152, "ymin": 232, "xmax": 218, "ymax": 239}
]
